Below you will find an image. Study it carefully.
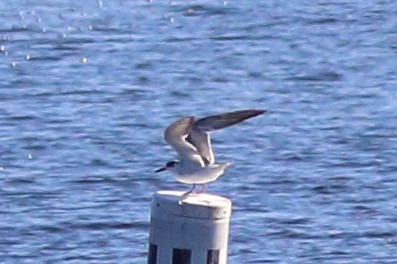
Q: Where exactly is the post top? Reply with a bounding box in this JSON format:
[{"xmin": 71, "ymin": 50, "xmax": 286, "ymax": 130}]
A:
[{"xmin": 151, "ymin": 190, "xmax": 232, "ymax": 220}]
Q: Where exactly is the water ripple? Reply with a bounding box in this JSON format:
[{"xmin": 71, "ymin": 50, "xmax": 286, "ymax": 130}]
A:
[{"xmin": 1, "ymin": 1, "xmax": 397, "ymax": 263}]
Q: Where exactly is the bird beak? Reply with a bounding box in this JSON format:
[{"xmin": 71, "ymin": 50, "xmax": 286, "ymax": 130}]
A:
[{"xmin": 155, "ymin": 167, "xmax": 166, "ymax": 173}]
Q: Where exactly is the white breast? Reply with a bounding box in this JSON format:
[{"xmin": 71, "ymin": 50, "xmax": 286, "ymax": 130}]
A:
[{"xmin": 173, "ymin": 163, "xmax": 231, "ymax": 184}]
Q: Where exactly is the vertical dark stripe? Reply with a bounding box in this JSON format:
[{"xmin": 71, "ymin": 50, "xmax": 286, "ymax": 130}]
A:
[
  {"xmin": 207, "ymin": 249, "xmax": 220, "ymax": 264},
  {"xmin": 172, "ymin": 248, "xmax": 191, "ymax": 264},
  {"xmin": 147, "ymin": 243, "xmax": 157, "ymax": 264}
]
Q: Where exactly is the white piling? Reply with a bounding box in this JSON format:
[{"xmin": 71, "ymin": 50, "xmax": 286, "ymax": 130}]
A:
[{"xmin": 147, "ymin": 190, "xmax": 232, "ymax": 264}]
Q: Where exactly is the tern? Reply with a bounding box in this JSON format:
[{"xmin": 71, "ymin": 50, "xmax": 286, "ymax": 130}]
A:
[{"xmin": 155, "ymin": 109, "xmax": 265, "ymax": 195}]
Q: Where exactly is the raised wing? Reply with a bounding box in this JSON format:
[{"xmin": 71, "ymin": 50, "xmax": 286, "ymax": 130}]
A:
[
  {"xmin": 187, "ymin": 127, "xmax": 214, "ymax": 165},
  {"xmin": 193, "ymin": 109, "xmax": 266, "ymax": 131},
  {"xmin": 187, "ymin": 109, "xmax": 266, "ymax": 165},
  {"xmin": 164, "ymin": 116, "xmax": 204, "ymax": 167}
]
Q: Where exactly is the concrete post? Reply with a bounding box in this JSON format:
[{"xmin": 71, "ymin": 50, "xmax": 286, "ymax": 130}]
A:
[{"xmin": 147, "ymin": 190, "xmax": 232, "ymax": 264}]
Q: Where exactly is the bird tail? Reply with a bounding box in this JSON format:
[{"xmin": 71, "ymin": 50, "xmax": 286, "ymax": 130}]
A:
[{"xmin": 222, "ymin": 161, "xmax": 233, "ymax": 170}]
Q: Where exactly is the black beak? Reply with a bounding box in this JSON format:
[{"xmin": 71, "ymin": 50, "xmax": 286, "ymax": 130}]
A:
[{"xmin": 155, "ymin": 167, "xmax": 166, "ymax": 173}]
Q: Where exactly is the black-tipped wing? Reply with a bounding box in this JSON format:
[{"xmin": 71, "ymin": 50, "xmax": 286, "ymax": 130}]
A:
[
  {"xmin": 187, "ymin": 109, "xmax": 266, "ymax": 165},
  {"xmin": 193, "ymin": 109, "xmax": 266, "ymax": 131}
]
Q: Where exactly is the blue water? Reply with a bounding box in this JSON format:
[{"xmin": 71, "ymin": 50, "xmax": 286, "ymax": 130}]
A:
[{"xmin": 1, "ymin": 1, "xmax": 397, "ymax": 263}]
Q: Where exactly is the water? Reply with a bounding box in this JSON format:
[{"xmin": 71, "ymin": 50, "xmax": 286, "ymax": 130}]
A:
[{"xmin": 1, "ymin": 0, "xmax": 396, "ymax": 263}]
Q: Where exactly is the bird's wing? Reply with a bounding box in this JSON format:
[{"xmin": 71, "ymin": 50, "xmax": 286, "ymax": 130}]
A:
[
  {"xmin": 186, "ymin": 127, "xmax": 214, "ymax": 165},
  {"xmin": 193, "ymin": 109, "xmax": 266, "ymax": 131},
  {"xmin": 187, "ymin": 109, "xmax": 266, "ymax": 165},
  {"xmin": 164, "ymin": 116, "xmax": 204, "ymax": 166}
]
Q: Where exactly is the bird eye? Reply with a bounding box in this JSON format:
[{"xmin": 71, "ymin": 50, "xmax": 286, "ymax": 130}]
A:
[{"xmin": 166, "ymin": 161, "xmax": 176, "ymax": 167}]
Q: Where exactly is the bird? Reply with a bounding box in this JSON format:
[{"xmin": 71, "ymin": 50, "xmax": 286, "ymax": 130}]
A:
[{"xmin": 155, "ymin": 109, "xmax": 265, "ymax": 195}]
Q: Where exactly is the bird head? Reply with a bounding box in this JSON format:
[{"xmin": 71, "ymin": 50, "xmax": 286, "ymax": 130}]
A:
[{"xmin": 155, "ymin": 160, "xmax": 178, "ymax": 173}]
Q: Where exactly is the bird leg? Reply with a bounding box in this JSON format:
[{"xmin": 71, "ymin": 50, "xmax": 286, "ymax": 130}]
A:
[
  {"xmin": 197, "ymin": 184, "xmax": 207, "ymax": 194},
  {"xmin": 183, "ymin": 184, "xmax": 196, "ymax": 196}
]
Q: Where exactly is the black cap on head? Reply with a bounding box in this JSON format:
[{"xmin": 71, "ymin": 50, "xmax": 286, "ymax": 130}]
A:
[
  {"xmin": 166, "ymin": 160, "xmax": 177, "ymax": 168},
  {"xmin": 155, "ymin": 160, "xmax": 178, "ymax": 173}
]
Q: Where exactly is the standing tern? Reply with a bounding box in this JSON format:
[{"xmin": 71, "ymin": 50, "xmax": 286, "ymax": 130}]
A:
[{"xmin": 155, "ymin": 109, "xmax": 266, "ymax": 195}]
